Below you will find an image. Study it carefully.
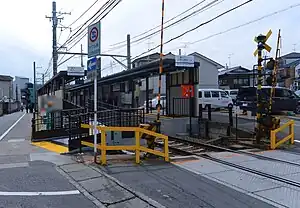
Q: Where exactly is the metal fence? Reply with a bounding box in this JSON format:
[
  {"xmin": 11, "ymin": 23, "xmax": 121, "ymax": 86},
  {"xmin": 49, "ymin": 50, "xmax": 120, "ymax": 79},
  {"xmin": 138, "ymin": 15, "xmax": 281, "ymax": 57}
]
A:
[
  {"xmin": 31, "ymin": 107, "xmax": 145, "ymax": 143},
  {"xmin": 85, "ymin": 99, "xmax": 120, "ymax": 112},
  {"xmin": 78, "ymin": 108, "xmax": 145, "ymax": 127},
  {"xmin": 172, "ymin": 97, "xmax": 195, "ymax": 117}
]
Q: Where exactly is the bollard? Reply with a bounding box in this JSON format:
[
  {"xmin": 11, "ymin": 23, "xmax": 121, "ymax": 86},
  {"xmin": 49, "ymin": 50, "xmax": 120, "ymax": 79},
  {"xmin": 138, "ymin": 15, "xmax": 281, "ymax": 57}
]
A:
[
  {"xmin": 198, "ymin": 104, "xmax": 203, "ymax": 120},
  {"xmin": 31, "ymin": 118, "xmax": 36, "ymax": 140},
  {"xmin": 79, "ymin": 116, "xmax": 82, "ymax": 154},
  {"xmin": 229, "ymin": 107, "xmax": 233, "ymax": 127},
  {"xmin": 208, "ymin": 104, "xmax": 212, "ymax": 121}
]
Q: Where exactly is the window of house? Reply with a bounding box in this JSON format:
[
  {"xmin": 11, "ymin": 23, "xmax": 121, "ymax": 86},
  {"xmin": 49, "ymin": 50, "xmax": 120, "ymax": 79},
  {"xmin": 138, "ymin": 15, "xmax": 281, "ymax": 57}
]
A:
[
  {"xmin": 243, "ymin": 79, "xmax": 249, "ymax": 85},
  {"xmin": 120, "ymin": 82, "xmax": 125, "ymax": 92},
  {"xmin": 204, "ymin": 91, "xmax": 211, "ymax": 98},
  {"xmin": 211, "ymin": 91, "xmax": 220, "ymax": 98},
  {"xmin": 233, "ymin": 79, "xmax": 238, "ymax": 84},
  {"xmin": 198, "ymin": 91, "xmax": 202, "ymax": 98}
]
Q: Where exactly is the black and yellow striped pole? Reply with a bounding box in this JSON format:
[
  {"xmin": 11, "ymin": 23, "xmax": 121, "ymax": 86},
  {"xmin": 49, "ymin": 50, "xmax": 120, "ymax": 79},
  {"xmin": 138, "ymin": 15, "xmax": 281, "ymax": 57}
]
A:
[
  {"xmin": 156, "ymin": 0, "xmax": 165, "ymax": 133},
  {"xmin": 268, "ymin": 30, "xmax": 281, "ymax": 114},
  {"xmin": 254, "ymin": 30, "xmax": 272, "ymax": 144}
]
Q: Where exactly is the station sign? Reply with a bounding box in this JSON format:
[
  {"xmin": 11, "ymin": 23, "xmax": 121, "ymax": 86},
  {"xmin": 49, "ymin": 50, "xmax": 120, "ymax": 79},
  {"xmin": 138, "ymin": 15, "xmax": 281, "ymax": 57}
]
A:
[
  {"xmin": 67, "ymin": 66, "xmax": 84, "ymax": 76},
  {"xmin": 175, "ymin": 55, "xmax": 195, "ymax": 68},
  {"xmin": 88, "ymin": 21, "xmax": 101, "ymax": 58}
]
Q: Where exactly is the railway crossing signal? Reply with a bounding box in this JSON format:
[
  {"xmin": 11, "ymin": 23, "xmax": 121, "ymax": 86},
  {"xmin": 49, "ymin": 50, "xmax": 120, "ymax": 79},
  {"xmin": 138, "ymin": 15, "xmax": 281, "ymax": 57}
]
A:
[
  {"xmin": 253, "ymin": 30, "xmax": 272, "ymax": 56},
  {"xmin": 253, "ymin": 29, "xmax": 273, "ymax": 144}
]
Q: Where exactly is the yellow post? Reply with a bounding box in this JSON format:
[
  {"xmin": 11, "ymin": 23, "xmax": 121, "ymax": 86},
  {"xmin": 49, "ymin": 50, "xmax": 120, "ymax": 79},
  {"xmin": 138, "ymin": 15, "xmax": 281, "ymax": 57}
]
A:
[
  {"xmin": 135, "ymin": 131, "xmax": 140, "ymax": 164},
  {"xmin": 101, "ymin": 130, "xmax": 107, "ymax": 165},
  {"xmin": 164, "ymin": 136, "xmax": 169, "ymax": 162},
  {"xmin": 270, "ymin": 131, "xmax": 276, "ymax": 150},
  {"xmin": 290, "ymin": 120, "xmax": 295, "ymax": 145}
]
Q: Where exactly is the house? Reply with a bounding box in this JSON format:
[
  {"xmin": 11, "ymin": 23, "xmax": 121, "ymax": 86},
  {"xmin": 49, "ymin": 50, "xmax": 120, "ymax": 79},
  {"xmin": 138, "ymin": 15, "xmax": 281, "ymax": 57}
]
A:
[
  {"xmin": 279, "ymin": 52, "xmax": 300, "ymax": 67},
  {"xmin": 276, "ymin": 52, "xmax": 300, "ymax": 89},
  {"xmin": 0, "ymin": 75, "xmax": 13, "ymax": 101},
  {"xmin": 189, "ymin": 52, "xmax": 224, "ymax": 89},
  {"xmin": 218, "ymin": 66, "xmax": 253, "ymax": 89}
]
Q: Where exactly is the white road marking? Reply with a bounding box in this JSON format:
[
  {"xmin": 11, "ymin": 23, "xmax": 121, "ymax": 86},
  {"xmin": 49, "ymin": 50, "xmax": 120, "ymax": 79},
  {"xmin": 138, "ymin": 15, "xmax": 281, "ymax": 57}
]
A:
[
  {"xmin": 0, "ymin": 113, "xmax": 26, "ymax": 141},
  {"xmin": 0, "ymin": 190, "xmax": 80, "ymax": 196},
  {"xmin": 295, "ymin": 140, "xmax": 300, "ymax": 143},
  {"xmin": 8, "ymin": 139, "xmax": 25, "ymax": 143}
]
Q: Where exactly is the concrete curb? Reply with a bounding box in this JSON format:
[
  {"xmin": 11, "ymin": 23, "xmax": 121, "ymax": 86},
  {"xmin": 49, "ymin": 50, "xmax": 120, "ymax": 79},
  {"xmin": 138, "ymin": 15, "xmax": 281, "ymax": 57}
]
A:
[
  {"xmin": 56, "ymin": 166, "xmax": 106, "ymax": 208},
  {"xmin": 287, "ymin": 116, "xmax": 300, "ymax": 121},
  {"xmin": 89, "ymin": 164, "xmax": 166, "ymax": 208}
]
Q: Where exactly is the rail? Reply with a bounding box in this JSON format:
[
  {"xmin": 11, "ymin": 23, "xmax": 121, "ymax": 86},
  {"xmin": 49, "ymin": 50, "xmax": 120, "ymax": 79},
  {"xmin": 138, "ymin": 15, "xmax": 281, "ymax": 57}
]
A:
[
  {"xmin": 80, "ymin": 124, "xmax": 169, "ymax": 165},
  {"xmin": 270, "ymin": 120, "xmax": 294, "ymax": 150}
]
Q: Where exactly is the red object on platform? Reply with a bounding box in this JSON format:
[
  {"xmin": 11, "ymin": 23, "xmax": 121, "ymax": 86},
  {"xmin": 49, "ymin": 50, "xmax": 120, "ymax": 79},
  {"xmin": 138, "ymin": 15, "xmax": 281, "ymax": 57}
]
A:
[{"xmin": 181, "ymin": 85, "xmax": 194, "ymax": 98}]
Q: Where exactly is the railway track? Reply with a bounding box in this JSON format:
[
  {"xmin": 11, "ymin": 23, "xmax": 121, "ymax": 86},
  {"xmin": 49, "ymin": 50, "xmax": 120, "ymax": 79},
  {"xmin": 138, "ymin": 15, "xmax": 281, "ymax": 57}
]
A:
[
  {"xmin": 155, "ymin": 136, "xmax": 300, "ymax": 188},
  {"xmin": 156, "ymin": 136, "xmax": 300, "ymax": 168}
]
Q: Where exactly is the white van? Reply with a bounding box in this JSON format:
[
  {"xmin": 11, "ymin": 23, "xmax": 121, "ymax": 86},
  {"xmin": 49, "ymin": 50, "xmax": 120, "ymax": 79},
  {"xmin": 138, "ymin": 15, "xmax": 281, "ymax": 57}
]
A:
[
  {"xmin": 225, "ymin": 89, "xmax": 238, "ymax": 100},
  {"xmin": 198, "ymin": 89, "xmax": 233, "ymax": 109}
]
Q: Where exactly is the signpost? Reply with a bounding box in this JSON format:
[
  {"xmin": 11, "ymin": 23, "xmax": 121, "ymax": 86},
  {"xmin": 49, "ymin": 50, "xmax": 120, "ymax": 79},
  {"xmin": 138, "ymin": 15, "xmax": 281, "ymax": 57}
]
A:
[
  {"xmin": 88, "ymin": 21, "xmax": 101, "ymax": 163},
  {"xmin": 88, "ymin": 22, "xmax": 101, "ymax": 58}
]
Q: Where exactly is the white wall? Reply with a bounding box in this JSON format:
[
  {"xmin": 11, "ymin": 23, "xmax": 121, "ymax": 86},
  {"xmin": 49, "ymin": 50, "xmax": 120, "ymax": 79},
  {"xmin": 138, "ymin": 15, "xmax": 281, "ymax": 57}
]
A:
[{"xmin": 197, "ymin": 59, "xmax": 219, "ymax": 89}]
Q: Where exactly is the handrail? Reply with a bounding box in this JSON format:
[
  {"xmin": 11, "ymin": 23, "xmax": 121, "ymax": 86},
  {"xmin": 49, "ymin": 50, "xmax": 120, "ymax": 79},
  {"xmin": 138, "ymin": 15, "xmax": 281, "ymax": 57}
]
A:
[
  {"xmin": 270, "ymin": 120, "xmax": 294, "ymax": 150},
  {"xmin": 81, "ymin": 124, "xmax": 169, "ymax": 165},
  {"xmin": 272, "ymin": 120, "xmax": 294, "ymax": 134}
]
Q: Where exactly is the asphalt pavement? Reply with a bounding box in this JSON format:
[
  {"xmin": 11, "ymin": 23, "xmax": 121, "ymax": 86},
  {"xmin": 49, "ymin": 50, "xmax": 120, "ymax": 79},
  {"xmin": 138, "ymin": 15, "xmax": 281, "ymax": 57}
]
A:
[
  {"xmin": 0, "ymin": 112, "xmax": 165, "ymax": 208},
  {"xmin": 0, "ymin": 112, "xmax": 99, "ymax": 208}
]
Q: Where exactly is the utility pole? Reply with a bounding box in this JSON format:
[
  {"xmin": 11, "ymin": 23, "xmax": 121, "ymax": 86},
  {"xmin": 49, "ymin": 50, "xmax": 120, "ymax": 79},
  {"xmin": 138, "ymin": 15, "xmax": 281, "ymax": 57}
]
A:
[
  {"xmin": 16, "ymin": 85, "xmax": 18, "ymax": 102},
  {"xmin": 127, "ymin": 34, "xmax": 131, "ymax": 70},
  {"xmin": 81, "ymin": 44, "xmax": 84, "ymax": 67},
  {"xmin": 46, "ymin": 1, "xmax": 70, "ymax": 76},
  {"xmin": 33, "ymin": 62, "xmax": 37, "ymax": 114}
]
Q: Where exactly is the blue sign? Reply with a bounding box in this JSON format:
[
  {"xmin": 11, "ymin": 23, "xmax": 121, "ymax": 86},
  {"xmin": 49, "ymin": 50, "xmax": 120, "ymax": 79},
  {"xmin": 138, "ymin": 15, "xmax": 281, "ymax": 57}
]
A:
[{"xmin": 87, "ymin": 57, "xmax": 97, "ymax": 71}]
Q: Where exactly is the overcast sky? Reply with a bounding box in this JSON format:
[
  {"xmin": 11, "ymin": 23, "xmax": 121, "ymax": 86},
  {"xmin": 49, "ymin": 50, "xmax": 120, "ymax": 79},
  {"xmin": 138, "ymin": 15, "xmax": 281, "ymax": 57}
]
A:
[{"xmin": 0, "ymin": 0, "xmax": 299, "ymax": 82}]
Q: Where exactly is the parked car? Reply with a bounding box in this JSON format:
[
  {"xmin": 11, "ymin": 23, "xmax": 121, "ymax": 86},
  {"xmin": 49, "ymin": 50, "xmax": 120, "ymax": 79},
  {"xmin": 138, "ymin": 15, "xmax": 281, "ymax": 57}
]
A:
[
  {"xmin": 144, "ymin": 95, "xmax": 166, "ymax": 110},
  {"xmin": 198, "ymin": 89, "xmax": 233, "ymax": 109},
  {"xmin": 236, "ymin": 86, "xmax": 300, "ymax": 114},
  {"xmin": 224, "ymin": 89, "xmax": 238, "ymax": 103}
]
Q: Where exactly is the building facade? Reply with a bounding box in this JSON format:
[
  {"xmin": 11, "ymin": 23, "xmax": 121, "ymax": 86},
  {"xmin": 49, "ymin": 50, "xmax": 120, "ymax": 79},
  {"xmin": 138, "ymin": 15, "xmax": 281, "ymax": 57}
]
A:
[
  {"xmin": 0, "ymin": 75, "xmax": 13, "ymax": 101},
  {"xmin": 13, "ymin": 76, "xmax": 29, "ymax": 102},
  {"xmin": 277, "ymin": 52, "xmax": 300, "ymax": 89}
]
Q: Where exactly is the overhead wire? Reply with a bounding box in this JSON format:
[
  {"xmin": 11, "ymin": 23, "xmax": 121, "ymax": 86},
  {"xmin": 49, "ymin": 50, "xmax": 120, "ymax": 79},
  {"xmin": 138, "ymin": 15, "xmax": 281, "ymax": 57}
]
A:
[
  {"xmin": 65, "ymin": 0, "xmax": 122, "ymax": 52},
  {"xmin": 67, "ymin": 0, "xmax": 101, "ymax": 29},
  {"xmin": 106, "ymin": 0, "xmax": 224, "ymax": 52},
  {"xmin": 165, "ymin": 2, "xmax": 300, "ymax": 53},
  {"xmin": 131, "ymin": 0, "xmax": 254, "ymax": 60},
  {"xmin": 110, "ymin": 0, "xmax": 209, "ymax": 47},
  {"xmin": 58, "ymin": 0, "xmax": 117, "ymax": 51},
  {"xmin": 57, "ymin": 0, "xmax": 123, "ymax": 67}
]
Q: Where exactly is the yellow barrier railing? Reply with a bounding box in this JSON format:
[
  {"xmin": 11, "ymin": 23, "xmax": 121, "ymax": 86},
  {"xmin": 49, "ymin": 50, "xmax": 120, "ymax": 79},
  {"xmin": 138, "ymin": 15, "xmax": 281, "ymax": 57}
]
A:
[
  {"xmin": 270, "ymin": 120, "xmax": 294, "ymax": 150},
  {"xmin": 81, "ymin": 124, "xmax": 169, "ymax": 165}
]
